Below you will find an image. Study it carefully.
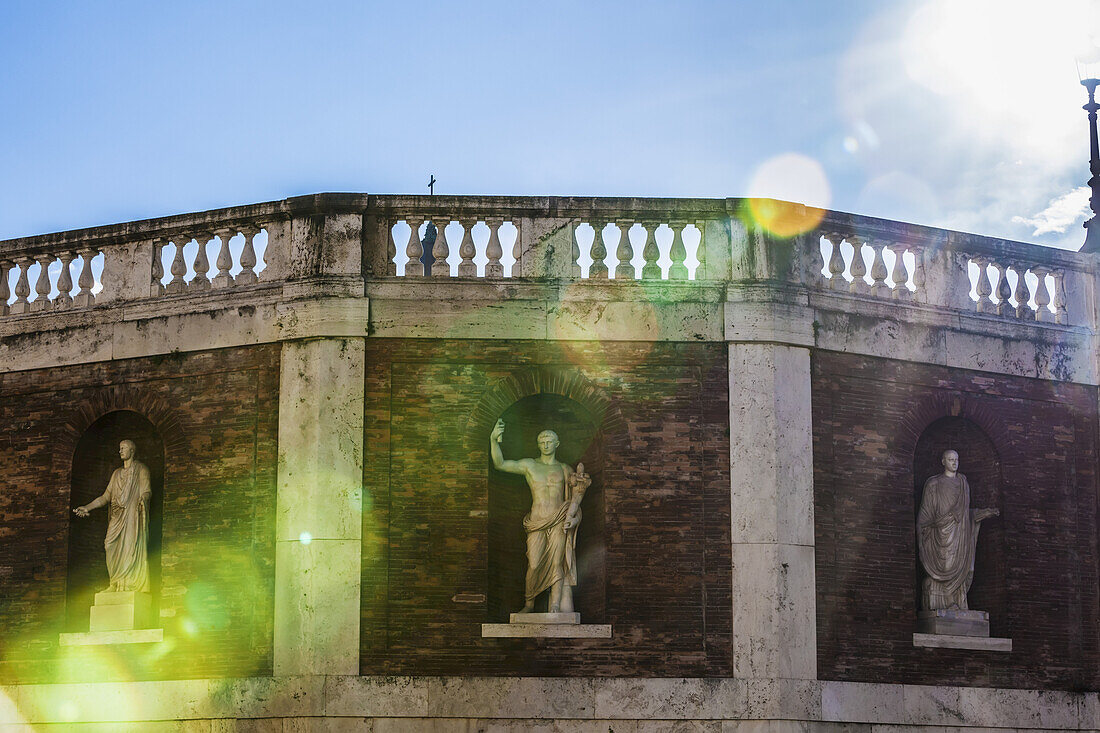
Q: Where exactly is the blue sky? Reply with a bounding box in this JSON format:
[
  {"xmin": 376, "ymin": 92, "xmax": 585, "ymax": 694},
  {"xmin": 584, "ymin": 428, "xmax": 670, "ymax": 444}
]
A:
[{"xmin": 1, "ymin": 0, "xmax": 1098, "ymax": 249}]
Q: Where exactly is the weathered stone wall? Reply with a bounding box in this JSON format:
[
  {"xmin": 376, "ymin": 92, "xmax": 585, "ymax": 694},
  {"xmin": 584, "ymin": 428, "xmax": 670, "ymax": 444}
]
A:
[
  {"xmin": 361, "ymin": 339, "xmax": 732, "ymax": 676},
  {"xmin": 0, "ymin": 345, "xmax": 280, "ymax": 683},
  {"xmin": 812, "ymin": 349, "xmax": 1100, "ymax": 690}
]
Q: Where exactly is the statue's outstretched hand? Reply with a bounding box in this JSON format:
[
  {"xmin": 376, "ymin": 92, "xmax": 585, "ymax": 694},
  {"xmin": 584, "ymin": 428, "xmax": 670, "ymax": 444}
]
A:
[
  {"xmin": 491, "ymin": 419, "xmax": 505, "ymax": 443},
  {"xmin": 974, "ymin": 508, "xmax": 999, "ymax": 522},
  {"xmin": 73, "ymin": 506, "xmax": 89, "ymax": 518}
]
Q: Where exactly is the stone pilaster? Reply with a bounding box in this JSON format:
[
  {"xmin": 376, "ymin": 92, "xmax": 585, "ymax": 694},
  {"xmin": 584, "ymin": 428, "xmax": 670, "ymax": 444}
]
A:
[
  {"xmin": 274, "ymin": 337, "xmax": 365, "ymax": 676},
  {"xmin": 729, "ymin": 342, "xmax": 817, "ymax": 679}
]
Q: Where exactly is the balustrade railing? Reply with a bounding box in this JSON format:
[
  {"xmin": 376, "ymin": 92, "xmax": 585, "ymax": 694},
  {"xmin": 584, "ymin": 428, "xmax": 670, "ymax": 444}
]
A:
[{"xmin": 0, "ymin": 195, "xmax": 1094, "ymax": 334}]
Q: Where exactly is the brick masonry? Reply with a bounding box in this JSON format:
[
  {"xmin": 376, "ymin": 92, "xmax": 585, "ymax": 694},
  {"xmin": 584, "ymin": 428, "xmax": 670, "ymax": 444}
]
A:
[
  {"xmin": 812, "ymin": 349, "xmax": 1100, "ymax": 690},
  {"xmin": 361, "ymin": 339, "xmax": 732, "ymax": 677},
  {"xmin": 0, "ymin": 345, "xmax": 279, "ymax": 683}
]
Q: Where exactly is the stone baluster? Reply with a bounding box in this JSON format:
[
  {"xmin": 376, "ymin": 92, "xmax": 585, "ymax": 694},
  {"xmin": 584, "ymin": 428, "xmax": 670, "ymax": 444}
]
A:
[
  {"xmin": 511, "ymin": 222, "xmax": 522, "ymax": 277},
  {"xmin": 0, "ymin": 259, "xmax": 10, "ymax": 316},
  {"xmin": 31, "ymin": 253, "xmax": 53, "ymax": 311},
  {"xmin": 994, "ymin": 261, "xmax": 1012, "ymax": 316},
  {"xmin": 237, "ymin": 227, "xmax": 260, "ymax": 286},
  {"xmin": 457, "ymin": 218, "xmax": 477, "ymax": 277},
  {"xmin": 669, "ymin": 222, "xmax": 689, "ymax": 280},
  {"xmin": 386, "ymin": 221, "xmax": 398, "ymax": 276},
  {"xmin": 1011, "ymin": 263, "xmax": 1030, "ymax": 319},
  {"xmin": 825, "ymin": 233, "xmax": 845, "ymax": 289},
  {"xmin": 887, "ymin": 243, "xmax": 909, "ymax": 299},
  {"xmin": 190, "ymin": 234, "xmax": 211, "ymax": 290},
  {"xmin": 55, "ymin": 251, "xmax": 74, "ymax": 307},
  {"xmin": 10, "ymin": 257, "xmax": 31, "ymax": 314},
  {"xmin": 567, "ymin": 222, "xmax": 585, "ymax": 277},
  {"xmin": 1032, "ymin": 266, "xmax": 1051, "ymax": 322},
  {"xmin": 212, "ymin": 228, "xmax": 236, "ymax": 288},
  {"xmin": 486, "ymin": 219, "xmax": 504, "ymax": 278},
  {"xmin": 151, "ymin": 239, "xmax": 165, "ymax": 296},
  {"xmin": 869, "ymin": 241, "xmax": 889, "ymax": 297},
  {"xmin": 73, "ymin": 248, "xmax": 97, "ymax": 307},
  {"xmin": 431, "ymin": 218, "xmax": 450, "ymax": 277},
  {"xmin": 640, "ymin": 222, "xmax": 661, "ymax": 280},
  {"xmin": 167, "ymin": 235, "xmax": 189, "ymax": 293},
  {"xmin": 615, "ymin": 221, "xmax": 635, "ymax": 279},
  {"xmin": 911, "ymin": 248, "xmax": 926, "ymax": 302},
  {"xmin": 1052, "ymin": 269, "xmax": 1068, "ymax": 324},
  {"xmin": 694, "ymin": 220, "xmax": 707, "ymax": 279},
  {"xmin": 589, "ymin": 221, "xmax": 609, "ymax": 278},
  {"xmin": 847, "ymin": 235, "xmax": 868, "ymax": 294},
  {"xmin": 973, "ymin": 257, "xmax": 993, "ymax": 313},
  {"xmin": 404, "ymin": 217, "xmax": 425, "ymax": 277}
]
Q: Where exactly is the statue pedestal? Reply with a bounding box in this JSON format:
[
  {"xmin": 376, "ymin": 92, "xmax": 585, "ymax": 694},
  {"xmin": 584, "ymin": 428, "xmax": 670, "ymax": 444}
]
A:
[
  {"xmin": 482, "ymin": 612, "xmax": 612, "ymax": 638},
  {"xmin": 913, "ymin": 609, "xmax": 1012, "ymax": 652},
  {"xmin": 508, "ymin": 612, "xmax": 580, "ymax": 624},
  {"xmin": 58, "ymin": 591, "xmax": 163, "ymax": 647},
  {"xmin": 90, "ymin": 591, "xmax": 153, "ymax": 632},
  {"xmin": 916, "ymin": 609, "xmax": 989, "ymax": 637}
]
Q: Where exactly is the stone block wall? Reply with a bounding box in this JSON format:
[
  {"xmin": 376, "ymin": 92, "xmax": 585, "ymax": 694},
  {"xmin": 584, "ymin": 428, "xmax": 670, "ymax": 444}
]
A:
[
  {"xmin": 0, "ymin": 345, "xmax": 280, "ymax": 683},
  {"xmin": 361, "ymin": 339, "xmax": 732, "ymax": 676},
  {"xmin": 812, "ymin": 349, "xmax": 1100, "ymax": 690}
]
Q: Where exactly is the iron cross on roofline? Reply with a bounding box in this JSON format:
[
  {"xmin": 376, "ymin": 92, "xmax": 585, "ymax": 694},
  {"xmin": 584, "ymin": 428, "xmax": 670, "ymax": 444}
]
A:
[{"xmin": 428, "ymin": 175, "xmax": 436, "ymax": 195}]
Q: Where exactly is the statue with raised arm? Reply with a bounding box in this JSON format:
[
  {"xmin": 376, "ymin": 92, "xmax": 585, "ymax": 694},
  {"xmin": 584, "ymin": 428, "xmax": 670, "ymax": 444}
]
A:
[
  {"xmin": 490, "ymin": 418, "xmax": 591, "ymax": 615},
  {"xmin": 917, "ymin": 449, "xmax": 998, "ymax": 612},
  {"xmin": 73, "ymin": 440, "xmax": 152, "ymax": 593}
]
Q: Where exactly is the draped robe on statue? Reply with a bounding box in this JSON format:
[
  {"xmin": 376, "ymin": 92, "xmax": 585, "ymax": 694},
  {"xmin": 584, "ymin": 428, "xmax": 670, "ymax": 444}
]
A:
[
  {"xmin": 104, "ymin": 460, "xmax": 152, "ymax": 593},
  {"xmin": 917, "ymin": 472, "xmax": 980, "ymax": 610},
  {"xmin": 522, "ymin": 488, "xmax": 581, "ymax": 600}
]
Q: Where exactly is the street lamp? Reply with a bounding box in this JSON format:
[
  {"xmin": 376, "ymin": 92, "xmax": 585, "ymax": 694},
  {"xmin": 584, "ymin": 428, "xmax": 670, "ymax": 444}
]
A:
[{"xmin": 1078, "ymin": 57, "xmax": 1100, "ymax": 252}]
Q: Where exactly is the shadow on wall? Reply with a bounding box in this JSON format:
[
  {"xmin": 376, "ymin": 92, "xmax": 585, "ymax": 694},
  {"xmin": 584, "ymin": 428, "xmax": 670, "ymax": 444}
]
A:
[
  {"xmin": 66, "ymin": 410, "xmax": 164, "ymax": 632},
  {"xmin": 913, "ymin": 416, "xmax": 1006, "ymax": 635},
  {"xmin": 487, "ymin": 393, "xmax": 606, "ymax": 622}
]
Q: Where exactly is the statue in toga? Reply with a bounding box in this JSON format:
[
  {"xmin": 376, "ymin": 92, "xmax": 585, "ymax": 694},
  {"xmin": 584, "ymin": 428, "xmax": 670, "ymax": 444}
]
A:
[
  {"xmin": 490, "ymin": 419, "xmax": 591, "ymax": 615},
  {"xmin": 917, "ymin": 449, "xmax": 998, "ymax": 611},
  {"xmin": 73, "ymin": 440, "xmax": 152, "ymax": 593}
]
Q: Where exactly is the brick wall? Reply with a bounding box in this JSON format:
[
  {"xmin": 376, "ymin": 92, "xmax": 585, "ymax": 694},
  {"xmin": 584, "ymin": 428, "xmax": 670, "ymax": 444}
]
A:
[
  {"xmin": 812, "ymin": 349, "xmax": 1100, "ymax": 690},
  {"xmin": 0, "ymin": 345, "xmax": 279, "ymax": 683},
  {"xmin": 361, "ymin": 339, "xmax": 732, "ymax": 677}
]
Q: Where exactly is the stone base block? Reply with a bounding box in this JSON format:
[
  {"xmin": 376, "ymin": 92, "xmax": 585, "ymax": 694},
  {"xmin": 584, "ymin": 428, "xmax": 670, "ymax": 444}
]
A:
[
  {"xmin": 913, "ymin": 632, "xmax": 1012, "ymax": 651},
  {"xmin": 508, "ymin": 612, "xmax": 580, "ymax": 624},
  {"xmin": 59, "ymin": 628, "xmax": 164, "ymax": 646},
  {"xmin": 917, "ymin": 608, "xmax": 989, "ymax": 637},
  {"xmin": 481, "ymin": 623, "xmax": 612, "ymax": 638},
  {"xmin": 89, "ymin": 591, "xmax": 152, "ymax": 632}
]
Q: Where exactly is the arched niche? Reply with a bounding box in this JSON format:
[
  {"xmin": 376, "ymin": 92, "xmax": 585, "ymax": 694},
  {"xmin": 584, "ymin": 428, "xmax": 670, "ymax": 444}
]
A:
[
  {"xmin": 66, "ymin": 410, "xmax": 165, "ymax": 631},
  {"xmin": 488, "ymin": 393, "xmax": 606, "ymax": 622},
  {"xmin": 912, "ymin": 416, "xmax": 1006, "ymax": 633}
]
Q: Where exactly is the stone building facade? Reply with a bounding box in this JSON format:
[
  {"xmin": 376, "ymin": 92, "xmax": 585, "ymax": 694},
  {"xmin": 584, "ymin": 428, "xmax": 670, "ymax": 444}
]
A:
[{"xmin": 0, "ymin": 193, "xmax": 1098, "ymax": 729}]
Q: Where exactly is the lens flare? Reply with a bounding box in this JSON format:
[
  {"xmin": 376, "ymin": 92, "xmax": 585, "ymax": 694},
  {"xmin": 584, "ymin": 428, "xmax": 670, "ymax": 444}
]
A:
[
  {"xmin": 299, "ymin": 532, "xmax": 313, "ymax": 545},
  {"xmin": 745, "ymin": 153, "xmax": 830, "ymax": 237}
]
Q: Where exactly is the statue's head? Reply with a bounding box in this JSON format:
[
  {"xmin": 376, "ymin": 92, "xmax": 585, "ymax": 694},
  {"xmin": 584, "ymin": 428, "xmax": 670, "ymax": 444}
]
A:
[
  {"xmin": 536, "ymin": 429, "xmax": 560, "ymax": 456},
  {"xmin": 941, "ymin": 449, "xmax": 958, "ymax": 472},
  {"xmin": 119, "ymin": 440, "xmax": 137, "ymax": 461}
]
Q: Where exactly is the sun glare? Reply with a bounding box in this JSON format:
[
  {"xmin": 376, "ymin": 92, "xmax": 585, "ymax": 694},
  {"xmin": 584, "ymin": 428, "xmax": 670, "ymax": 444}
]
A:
[{"xmin": 903, "ymin": 0, "xmax": 1100, "ymax": 154}]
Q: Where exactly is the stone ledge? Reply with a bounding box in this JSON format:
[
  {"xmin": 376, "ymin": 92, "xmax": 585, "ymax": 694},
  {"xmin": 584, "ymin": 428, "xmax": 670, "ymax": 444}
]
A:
[
  {"xmin": 912, "ymin": 633, "xmax": 1012, "ymax": 651},
  {"xmin": 480, "ymin": 623, "xmax": 612, "ymax": 638},
  {"xmin": 58, "ymin": 628, "xmax": 164, "ymax": 646}
]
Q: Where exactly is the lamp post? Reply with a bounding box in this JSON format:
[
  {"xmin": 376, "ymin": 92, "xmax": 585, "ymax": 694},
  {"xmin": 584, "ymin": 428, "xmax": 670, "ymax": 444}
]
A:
[{"xmin": 1079, "ymin": 58, "xmax": 1100, "ymax": 252}]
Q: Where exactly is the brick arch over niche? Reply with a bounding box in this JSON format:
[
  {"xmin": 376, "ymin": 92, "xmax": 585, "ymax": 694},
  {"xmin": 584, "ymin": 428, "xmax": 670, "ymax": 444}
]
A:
[
  {"xmin": 52, "ymin": 383, "xmax": 188, "ymax": 474},
  {"xmin": 896, "ymin": 391, "xmax": 1011, "ymax": 462},
  {"xmin": 465, "ymin": 366, "xmax": 628, "ymax": 451}
]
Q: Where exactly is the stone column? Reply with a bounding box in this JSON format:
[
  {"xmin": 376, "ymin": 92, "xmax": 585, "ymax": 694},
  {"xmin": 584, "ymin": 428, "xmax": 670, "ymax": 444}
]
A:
[
  {"xmin": 274, "ymin": 337, "xmax": 365, "ymax": 676},
  {"xmin": 728, "ymin": 342, "xmax": 817, "ymax": 680}
]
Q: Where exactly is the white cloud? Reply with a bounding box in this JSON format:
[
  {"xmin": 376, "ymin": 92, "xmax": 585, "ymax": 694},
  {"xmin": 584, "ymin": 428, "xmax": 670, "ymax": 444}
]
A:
[{"xmin": 1011, "ymin": 187, "xmax": 1091, "ymax": 236}]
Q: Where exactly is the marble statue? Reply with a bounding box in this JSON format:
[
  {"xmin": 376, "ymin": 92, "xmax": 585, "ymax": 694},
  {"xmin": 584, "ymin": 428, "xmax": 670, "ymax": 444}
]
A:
[
  {"xmin": 73, "ymin": 440, "xmax": 152, "ymax": 593},
  {"xmin": 917, "ymin": 449, "xmax": 998, "ymax": 611},
  {"xmin": 490, "ymin": 419, "xmax": 591, "ymax": 615}
]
